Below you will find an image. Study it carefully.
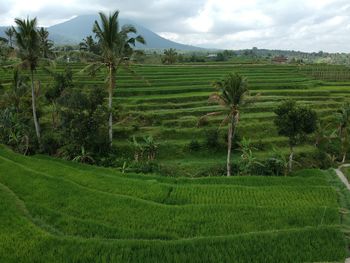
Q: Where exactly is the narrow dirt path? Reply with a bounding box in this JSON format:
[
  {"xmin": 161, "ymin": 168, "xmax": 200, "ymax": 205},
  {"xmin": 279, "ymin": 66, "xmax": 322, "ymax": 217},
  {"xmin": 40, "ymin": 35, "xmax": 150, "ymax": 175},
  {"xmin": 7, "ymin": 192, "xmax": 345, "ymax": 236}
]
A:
[
  {"xmin": 334, "ymin": 164, "xmax": 350, "ymax": 263},
  {"xmin": 334, "ymin": 164, "xmax": 350, "ymax": 191}
]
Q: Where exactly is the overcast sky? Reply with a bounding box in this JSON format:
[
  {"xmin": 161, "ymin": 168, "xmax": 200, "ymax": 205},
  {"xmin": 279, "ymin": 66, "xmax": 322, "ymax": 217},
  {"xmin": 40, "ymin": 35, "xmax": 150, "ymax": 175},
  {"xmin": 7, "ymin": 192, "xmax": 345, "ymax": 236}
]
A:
[{"xmin": 1, "ymin": 0, "xmax": 350, "ymax": 52}]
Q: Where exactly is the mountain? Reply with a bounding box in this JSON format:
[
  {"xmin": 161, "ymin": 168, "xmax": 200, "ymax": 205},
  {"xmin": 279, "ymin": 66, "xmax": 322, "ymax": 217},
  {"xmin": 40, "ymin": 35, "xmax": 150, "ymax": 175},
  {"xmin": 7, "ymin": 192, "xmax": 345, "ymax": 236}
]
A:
[{"xmin": 0, "ymin": 15, "xmax": 203, "ymax": 51}]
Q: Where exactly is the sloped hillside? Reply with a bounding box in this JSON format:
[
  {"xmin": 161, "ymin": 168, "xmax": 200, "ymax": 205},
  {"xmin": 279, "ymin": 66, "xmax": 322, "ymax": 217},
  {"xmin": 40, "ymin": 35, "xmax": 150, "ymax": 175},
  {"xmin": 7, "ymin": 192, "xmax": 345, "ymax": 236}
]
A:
[{"xmin": 0, "ymin": 146, "xmax": 346, "ymax": 262}]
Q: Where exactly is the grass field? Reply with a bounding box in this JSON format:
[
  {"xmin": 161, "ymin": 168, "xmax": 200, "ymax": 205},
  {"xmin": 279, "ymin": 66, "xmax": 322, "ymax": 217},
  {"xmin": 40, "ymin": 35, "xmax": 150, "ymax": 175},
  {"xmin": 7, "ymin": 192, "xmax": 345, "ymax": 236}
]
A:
[
  {"xmin": 0, "ymin": 146, "xmax": 347, "ymax": 262},
  {"xmin": 2, "ymin": 62, "xmax": 350, "ymax": 261},
  {"xmin": 1, "ymin": 62, "xmax": 349, "ymax": 175}
]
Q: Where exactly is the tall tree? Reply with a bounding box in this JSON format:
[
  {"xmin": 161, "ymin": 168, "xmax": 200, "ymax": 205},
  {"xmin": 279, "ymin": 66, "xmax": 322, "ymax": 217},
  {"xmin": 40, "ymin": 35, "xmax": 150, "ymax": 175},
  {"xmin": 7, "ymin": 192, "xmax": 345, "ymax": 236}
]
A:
[
  {"xmin": 13, "ymin": 17, "xmax": 42, "ymax": 144},
  {"xmin": 86, "ymin": 10, "xmax": 145, "ymax": 147},
  {"xmin": 209, "ymin": 73, "xmax": 249, "ymax": 176},
  {"xmin": 5, "ymin": 27, "xmax": 14, "ymax": 48},
  {"xmin": 162, "ymin": 48, "xmax": 178, "ymax": 64},
  {"xmin": 79, "ymin": 35, "xmax": 100, "ymax": 55},
  {"xmin": 0, "ymin": 38, "xmax": 10, "ymax": 62},
  {"xmin": 38, "ymin": 27, "xmax": 53, "ymax": 58},
  {"xmin": 274, "ymin": 101, "xmax": 317, "ymax": 172}
]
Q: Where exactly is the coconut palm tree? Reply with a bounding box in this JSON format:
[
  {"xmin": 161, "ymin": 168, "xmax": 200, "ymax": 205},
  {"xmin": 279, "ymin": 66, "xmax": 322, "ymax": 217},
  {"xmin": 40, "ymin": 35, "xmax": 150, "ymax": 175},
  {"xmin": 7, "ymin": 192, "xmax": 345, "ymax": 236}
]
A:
[
  {"xmin": 13, "ymin": 17, "xmax": 41, "ymax": 144},
  {"xmin": 38, "ymin": 27, "xmax": 53, "ymax": 58},
  {"xmin": 5, "ymin": 27, "xmax": 14, "ymax": 48},
  {"xmin": 162, "ymin": 48, "xmax": 177, "ymax": 64},
  {"xmin": 85, "ymin": 10, "xmax": 145, "ymax": 147},
  {"xmin": 209, "ymin": 73, "xmax": 249, "ymax": 176},
  {"xmin": 79, "ymin": 35, "xmax": 100, "ymax": 54}
]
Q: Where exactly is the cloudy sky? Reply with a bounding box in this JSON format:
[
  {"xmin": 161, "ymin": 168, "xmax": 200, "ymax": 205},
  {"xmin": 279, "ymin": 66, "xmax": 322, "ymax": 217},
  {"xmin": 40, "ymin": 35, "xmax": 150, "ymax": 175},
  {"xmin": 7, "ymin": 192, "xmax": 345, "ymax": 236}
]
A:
[{"xmin": 1, "ymin": 0, "xmax": 350, "ymax": 52}]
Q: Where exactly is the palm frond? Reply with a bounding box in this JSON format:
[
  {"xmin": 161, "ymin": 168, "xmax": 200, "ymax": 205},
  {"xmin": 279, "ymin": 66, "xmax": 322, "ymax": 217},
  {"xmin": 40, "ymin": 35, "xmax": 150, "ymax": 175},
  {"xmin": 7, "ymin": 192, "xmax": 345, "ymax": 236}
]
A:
[
  {"xmin": 121, "ymin": 24, "xmax": 136, "ymax": 34},
  {"xmin": 80, "ymin": 62, "xmax": 104, "ymax": 77},
  {"xmin": 197, "ymin": 111, "xmax": 222, "ymax": 127}
]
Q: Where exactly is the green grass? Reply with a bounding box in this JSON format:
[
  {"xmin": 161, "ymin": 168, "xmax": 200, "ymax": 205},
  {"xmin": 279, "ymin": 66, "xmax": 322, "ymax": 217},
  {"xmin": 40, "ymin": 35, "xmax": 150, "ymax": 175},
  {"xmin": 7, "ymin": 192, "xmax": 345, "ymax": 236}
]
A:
[
  {"xmin": 2, "ymin": 62, "xmax": 350, "ymax": 176},
  {"xmin": 2, "ymin": 62, "xmax": 350, "ymax": 260},
  {"xmin": 0, "ymin": 146, "xmax": 347, "ymax": 262}
]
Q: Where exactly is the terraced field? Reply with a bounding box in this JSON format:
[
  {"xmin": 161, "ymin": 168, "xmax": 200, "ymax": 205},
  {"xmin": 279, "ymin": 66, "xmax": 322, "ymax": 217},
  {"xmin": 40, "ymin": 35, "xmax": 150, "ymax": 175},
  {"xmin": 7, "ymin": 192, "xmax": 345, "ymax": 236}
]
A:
[
  {"xmin": 1, "ymin": 62, "xmax": 348, "ymax": 175},
  {"xmin": 0, "ymin": 146, "xmax": 347, "ymax": 262}
]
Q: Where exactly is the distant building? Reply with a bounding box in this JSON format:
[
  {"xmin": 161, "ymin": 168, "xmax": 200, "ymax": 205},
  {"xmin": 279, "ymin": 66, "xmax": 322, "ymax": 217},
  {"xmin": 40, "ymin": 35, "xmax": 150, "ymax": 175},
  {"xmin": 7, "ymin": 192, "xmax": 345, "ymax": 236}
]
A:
[
  {"xmin": 272, "ymin": 56, "xmax": 288, "ymax": 64},
  {"xmin": 207, "ymin": 54, "xmax": 217, "ymax": 59}
]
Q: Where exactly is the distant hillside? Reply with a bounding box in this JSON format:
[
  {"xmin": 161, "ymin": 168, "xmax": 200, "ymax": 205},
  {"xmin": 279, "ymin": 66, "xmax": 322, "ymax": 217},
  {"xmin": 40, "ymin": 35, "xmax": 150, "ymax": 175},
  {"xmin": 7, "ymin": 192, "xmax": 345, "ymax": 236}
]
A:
[{"xmin": 0, "ymin": 15, "xmax": 203, "ymax": 51}]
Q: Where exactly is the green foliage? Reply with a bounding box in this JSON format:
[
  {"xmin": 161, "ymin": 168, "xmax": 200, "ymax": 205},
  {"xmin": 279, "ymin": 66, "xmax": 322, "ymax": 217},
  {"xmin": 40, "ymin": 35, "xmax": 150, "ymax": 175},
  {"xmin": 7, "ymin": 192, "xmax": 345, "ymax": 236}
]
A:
[
  {"xmin": 238, "ymin": 137, "xmax": 263, "ymax": 175},
  {"xmin": 205, "ymin": 129, "xmax": 220, "ymax": 149},
  {"xmin": 162, "ymin": 48, "xmax": 178, "ymax": 64},
  {"xmin": 72, "ymin": 146, "xmax": 95, "ymax": 164},
  {"xmin": 131, "ymin": 135, "xmax": 159, "ymax": 162},
  {"xmin": 4, "ymin": 27, "xmax": 15, "ymax": 48},
  {"xmin": 0, "ymin": 147, "xmax": 346, "ymax": 262},
  {"xmin": 93, "ymin": 10, "xmax": 145, "ymax": 60},
  {"xmin": 187, "ymin": 139, "xmax": 201, "ymax": 152},
  {"xmin": 336, "ymin": 103, "xmax": 350, "ymax": 162},
  {"xmin": 79, "ymin": 35, "xmax": 100, "ymax": 55},
  {"xmin": 56, "ymin": 85, "xmax": 110, "ymax": 159},
  {"xmin": 0, "ymin": 70, "xmax": 36, "ymax": 153},
  {"xmin": 45, "ymin": 66, "xmax": 74, "ymax": 102},
  {"xmin": 274, "ymin": 100, "xmax": 318, "ymax": 147},
  {"xmin": 13, "ymin": 17, "xmax": 40, "ymax": 71},
  {"xmin": 38, "ymin": 27, "xmax": 54, "ymax": 58},
  {"xmin": 0, "ymin": 40, "xmax": 11, "ymax": 62}
]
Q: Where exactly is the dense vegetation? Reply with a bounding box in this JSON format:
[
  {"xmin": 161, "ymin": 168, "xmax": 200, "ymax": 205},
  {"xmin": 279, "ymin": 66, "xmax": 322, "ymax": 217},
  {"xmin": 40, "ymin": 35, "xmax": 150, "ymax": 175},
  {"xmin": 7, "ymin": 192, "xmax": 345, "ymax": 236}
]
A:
[{"xmin": 2, "ymin": 61, "xmax": 349, "ymax": 176}]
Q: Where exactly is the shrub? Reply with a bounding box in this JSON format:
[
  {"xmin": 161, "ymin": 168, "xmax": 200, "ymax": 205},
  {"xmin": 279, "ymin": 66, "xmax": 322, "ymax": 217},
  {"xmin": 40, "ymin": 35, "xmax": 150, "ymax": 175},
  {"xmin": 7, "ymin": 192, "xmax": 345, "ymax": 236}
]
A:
[
  {"xmin": 41, "ymin": 131, "xmax": 62, "ymax": 155},
  {"xmin": 130, "ymin": 161, "xmax": 159, "ymax": 174},
  {"xmin": 196, "ymin": 163, "xmax": 240, "ymax": 177},
  {"xmin": 205, "ymin": 130, "xmax": 220, "ymax": 149},
  {"xmin": 314, "ymin": 150, "xmax": 335, "ymax": 169},
  {"xmin": 188, "ymin": 140, "xmax": 201, "ymax": 152},
  {"xmin": 262, "ymin": 158, "xmax": 285, "ymax": 176}
]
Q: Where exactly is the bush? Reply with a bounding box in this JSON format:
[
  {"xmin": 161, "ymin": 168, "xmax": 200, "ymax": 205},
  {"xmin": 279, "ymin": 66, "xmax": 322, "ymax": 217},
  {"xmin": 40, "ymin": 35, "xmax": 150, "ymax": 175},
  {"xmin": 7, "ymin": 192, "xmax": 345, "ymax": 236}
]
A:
[
  {"xmin": 314, "ymin": 150, "xmax": 334, "ymax": 169},
  {"xmin": 41, "ymin": 132, "xmax": 62, "ymax": 155},
  {"xmin": 129, "ymin": 161, "xmax": 160, "ymax": 174},
  {"xmin": 262, "ymin": 158, "xmax": 285, "ymax": 176},
  {"xmin": 205, "ymin": 130, "xmax": 220, "ymax": 149},
  {"xmin": 196, "ymin": 163, "xmax": 240, "ymax": 177},
  {"xmin": 253, "ymin": 139, "xmax": 265, "ymax": 151},
  {"xmin": 188, "ymin": 140, "xmax": 201, "ymax": 152}
]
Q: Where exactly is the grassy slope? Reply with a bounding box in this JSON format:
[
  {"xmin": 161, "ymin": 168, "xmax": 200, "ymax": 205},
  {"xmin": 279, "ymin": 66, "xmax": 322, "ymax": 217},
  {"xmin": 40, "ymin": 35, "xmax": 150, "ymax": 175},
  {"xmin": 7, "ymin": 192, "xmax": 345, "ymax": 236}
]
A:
[
  {"xmin": 0, "ymin": 146, "xmax": 347, "ymax": 262},
  {"xmin": 2, "ymin": 62, "xmax": 348, "ymax": 175}
]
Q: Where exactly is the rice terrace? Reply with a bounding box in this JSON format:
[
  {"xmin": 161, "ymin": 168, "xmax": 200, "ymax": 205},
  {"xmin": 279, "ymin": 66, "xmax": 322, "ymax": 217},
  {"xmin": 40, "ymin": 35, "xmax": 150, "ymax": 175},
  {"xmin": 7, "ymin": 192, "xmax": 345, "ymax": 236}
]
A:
[{"xmin": 1, "ymin": 1, "xmax": 350, "ymax": 262}]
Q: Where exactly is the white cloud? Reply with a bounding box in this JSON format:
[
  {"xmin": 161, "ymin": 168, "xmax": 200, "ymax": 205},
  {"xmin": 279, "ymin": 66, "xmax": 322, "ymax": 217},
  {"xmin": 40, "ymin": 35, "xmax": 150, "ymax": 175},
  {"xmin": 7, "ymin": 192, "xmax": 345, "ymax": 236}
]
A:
[{"xmin": 1, "ymin": 0, "xmax": 350, "ymax": 52}]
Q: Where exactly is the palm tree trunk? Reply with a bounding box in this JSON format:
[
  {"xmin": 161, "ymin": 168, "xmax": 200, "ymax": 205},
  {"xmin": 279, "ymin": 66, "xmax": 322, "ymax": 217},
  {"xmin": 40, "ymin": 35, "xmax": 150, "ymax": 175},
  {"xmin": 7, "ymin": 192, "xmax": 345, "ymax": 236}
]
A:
[
  {"xmin": 108, "ymin": 65, "xmax": 115, "ymax": 147},
  {"xmin": 227, "ymin": 118, "xmax": 234, "ymax": 177},
  {"xmin": 288, "ymin": 145, "xmax": 294, "ymax": 173},
  {"xmin": 30, "ymin": 70, "xmax": 41, "ymax": 145},
  {"xmin": 341, "ymin": 130, "xmax": 347, "ymax": 163}
]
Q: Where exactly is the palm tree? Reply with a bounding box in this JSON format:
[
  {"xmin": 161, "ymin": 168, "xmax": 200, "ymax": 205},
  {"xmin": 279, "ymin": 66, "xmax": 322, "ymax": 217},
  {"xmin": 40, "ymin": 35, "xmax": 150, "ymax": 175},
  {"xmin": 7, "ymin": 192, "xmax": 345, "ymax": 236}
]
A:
[
  {"xmin": 79, "ymin": 35, "xmax": 99, "ymax": 54},
  {"xmin": 38, "ymin": 27, "xmax": 53, "ymax": 58},
  {"xmin": 5, "ymin": 27, "xmax": 14, "ymax": 48},
  {"xmin": 13, "ymin": 17, "xmax": 41, "ymax": 144},
  {"xmin": 162, "ymin": 48, "xmax": 177, "ymax": 64},
  {"xmin": 86, "ymin": 10, "xmax": 145, "ymax": 147},
  {"xmin": 209, "ymin": 73, "xmax": 249, "ymax": 176}
]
